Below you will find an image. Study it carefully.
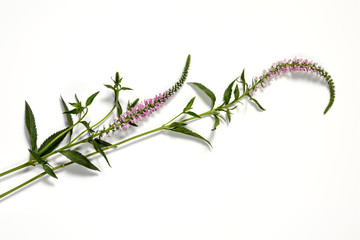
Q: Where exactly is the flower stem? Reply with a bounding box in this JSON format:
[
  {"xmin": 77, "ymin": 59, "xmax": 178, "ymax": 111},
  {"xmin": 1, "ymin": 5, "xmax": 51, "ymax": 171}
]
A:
[
  {"xmin": 0, "ymin": 162, "xmax": 31, "ymax": 178},
  {"xmin": 0, "ymin": 126, "xmax": 166, "ymax": 200},
  {"xmin": 70, "ymin": 104, "xmax": 116, "ymax": 144}
]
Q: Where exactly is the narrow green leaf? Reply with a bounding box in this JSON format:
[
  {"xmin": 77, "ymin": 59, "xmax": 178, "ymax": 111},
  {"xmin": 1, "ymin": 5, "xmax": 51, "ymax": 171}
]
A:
[
  {"xmin": 211, "ymin": 114, "xmax": 220, "ymax": 131},
  {"xmin": 128, "ymin": 98, "xmax": 140, "ymax": 109},
  {"xmin": 25, "ymin": 101, "xmax": 38, "ymax": 151},
  {"xmin": 188, "ymin": 82, "xmax": 216, "ymax": 109},
  {"xmin": 115, "ymin": 72, "xmax": 121, "ymax": 85},
  {"xmin": 60, "ymin": 96, "xmax": 73, "ymax": 139},
  {"xmin": 169, "ymin": 122, "xmax": 187, "ymax": 129},
  {"xmin": 93, "ymin": 138, "xmax": 112, "ymax": 148},
  {"xmin": 86, "ymin": 91, "xmax": 100, "ymax": 106},
  {"xmin": 69, "ymin": 102, "xmax": 79, "ymax": 107},
  {"xmin": 104, "ymin": 84, "xmax": 115, "ymax": 90},
  {"xmin": 223, "ymin": 81, "xmax": 235, "ymax": 105},
  {"xmin": 185, "ymin": 111, "xmax": 201, "ymax": 118},
  {"xmin": 249, "ymin": 96, "xmax": 266, "ymax": 111},
  {"xmin": 226, "ymin": 109, "xmax": 231, "ymax": 123},
  {"xmin": 234, "ymin": 84, "xmax": 240, "ymax": 99},
  {"xmin": 241, "ymin": 69, "xmax": 245, "ymax": 83},
  {"xmin": 28, "ymin": 149, "xmax": 45, "ymax": 165},
  {"xmin": 75, "ymin": 94, "xmax": 81, "ymax": 105},
  {"xmin": 92, "ymin": 140, "xmax": 111, "ymax": 167},
  {"xmin": 38, "ymin": 128, "xmax": 69, "ymax": 156},
  {"xmin": 240, "ymin": 69, "xmax": 247, "ymax": 92},
  {"xmin": 129, "ymin": 122, "xmax": 138, "ymax": 127},
  {"xmin": 217, "ymin": 114, "xmax": 226, "ymax": 122},
  {"xmin": 183, "ymin": 97, "xmax": 196, "ymax": 112},
  {"xmin": 42, "ymin": 164, "xmax": 58, "ymax": 179},
  {"xmin": 168, "ymin": 126, "xmax": 212, "ymax": 147},
  {"xmin": 120, "ymin": 87, "xmax": 132, "ymax": 91},
  {"xmin": 116, "ymin": 101, "xmax": 122, "ymax": 118},
  {"xmin": 81, "ymin": 121, "xmax": 95, "ymax": 135},
  {"xmin": 64, "ymin": 108, "xmax": 82, "ymax": 115},
  {"xmin": 60, "ymin": 150, "xmax": 99, "ymax": 171}
]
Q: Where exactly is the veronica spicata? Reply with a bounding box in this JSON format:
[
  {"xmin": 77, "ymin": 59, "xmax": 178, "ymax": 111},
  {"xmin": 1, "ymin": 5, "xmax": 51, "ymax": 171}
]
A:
[{"xmin": 0, "ymin": 55, "xmax": 335, "ymax": 201}]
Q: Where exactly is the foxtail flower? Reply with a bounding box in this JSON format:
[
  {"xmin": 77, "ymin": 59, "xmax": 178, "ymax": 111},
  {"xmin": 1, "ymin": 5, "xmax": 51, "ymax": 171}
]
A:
[
  {"xmin": 249, "ymin": 57, "xmax": 335, "ymax": 114},
  {"xmin": 106, "ymin": 55, "xmax": 191, "ymax": 135}
]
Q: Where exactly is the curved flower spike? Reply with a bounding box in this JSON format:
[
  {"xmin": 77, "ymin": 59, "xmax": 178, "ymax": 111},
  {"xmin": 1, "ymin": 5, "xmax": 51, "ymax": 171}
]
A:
[{"xmin": 250, "ymin": 57, "xmax": 335, "ymax": 114}]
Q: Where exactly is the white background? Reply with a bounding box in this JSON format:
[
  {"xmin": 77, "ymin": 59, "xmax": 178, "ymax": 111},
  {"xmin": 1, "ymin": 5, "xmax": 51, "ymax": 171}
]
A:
[{"xmin": 0, "ymin": 0, "xmax": 359, "ymax": 239}]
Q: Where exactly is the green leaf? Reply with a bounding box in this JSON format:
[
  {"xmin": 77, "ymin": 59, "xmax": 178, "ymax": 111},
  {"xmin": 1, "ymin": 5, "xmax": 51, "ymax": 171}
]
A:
[
  {"xmin": 183, "ymin": 97, "xmax": 196, "ymax": 112},
  {"xmin": 116, "ymin": 101, "xmax": 122, "ymax": 118},
  {"xmin": 104, "ymin": 84, "xmax": 115, "ymax": 90},
  {"xmin": 42, "ymin": 164, "xmax": 58, "ymax": 179},
  {"xmin": 64, "ymin": 108, "xmax": 83, "ymax": 115},
  {"xmin": 226, "ymin": 109, "xmax": 231, "ymax": 123},
  {"xmin": 60, "ymin": 150, "xmax": 99, "ymax": 171},
  {"xmin": 188, "ymin": 82, "xmax": 216, "ymax": 109},
  {"xmin": 240, "ymin": 69, "xmax": 247, "ymax": 92},
  {"xmin": 28, "ymin": 149, "xmax": 45, "ymax": 165},
  {"xmin": 38, "ymin": 128, "xmax": 69, "ymax": 156},
  {"xmin": 25, "ymin": 101, "xmax": 38, "ymax": 151},
  {"xmin": 93, "ymin": 138, "xmax": 112, "ymax": 148},
  {"xmin": 86, "ymin": 91, "xmax": 100, "ymax": 106},
  {"xmin": 81, "ymin": 121, "xmax": 95, "ymax": 136},
  {"xmin": 120, "ymin": 87, "xmax": 132, "ymax": 91},
  {"xmin": 169, "ymin": 122, "xmax": 187, "ymax": 129},
  {"xmin": 75, "ymin": 94, "xmax": 81, "ymax": 105},
  {"xmin": 185, "ymin": 111, "xmax": 201, "ymax": 118},
  {"xmin": 168, "ymin": 126, "xmax": 212, "ymax": 147},
  {"xmin": 115, "ymin": 72, "xmax": 121, "ymax": 85},
  {"xmin": 249, "ymin": 96, "xmax": 266, "ymax": 111},
  {"xmin": 223, "ymin": 81, "xmax": 235, "ymax": 105},
  {"xmin": 92, "ymin": 140, "xmax": 111, "ymax": 167},
  {"xmin": 129, "ymin": 122, "xmax": 138, "ymax": 127},
  {"xmin": 60, "ymin": 96, "xmax": 73, "ymax": 139},
  {"xmin": 69, "ymin": 102, "xmax": 79, "ymax": 107},
  {"xmin": 211, "ymin": 114, "xmax": 220, "ymax": 131},
  {"xmin": 128, "ymin": 98, "xmax": 140, "ymax": 109},
  {"xmin": 234, "ymin": 84, "xmax": 240, "ymax": 99},
  {"xmin": 241, "ymin": 69, "xmax": 245, "ymax": 83}
]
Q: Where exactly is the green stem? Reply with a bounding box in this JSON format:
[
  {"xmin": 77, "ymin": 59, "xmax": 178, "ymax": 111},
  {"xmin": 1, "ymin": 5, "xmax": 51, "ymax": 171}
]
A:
[
  {"xmin": 162, "ymin": 112, "xmax": 184, "ymax": 127},
  {"xmin": 0, "ymin": 172, "xmax": 47, "ymax": 199},
  {"xmin": 87, "ymin": 126, "xmax": 165, "ymax": 157},
  {"xmin": 0, "ymin": 162, "xmax": 31, "ymax": 178},
  {"xmin": 70, "ymin": 104, "xmax": 116, "ymax": 144},
  {"xmin": 0, "ymin": 125, "xmax": 166, "ymax": 200}
]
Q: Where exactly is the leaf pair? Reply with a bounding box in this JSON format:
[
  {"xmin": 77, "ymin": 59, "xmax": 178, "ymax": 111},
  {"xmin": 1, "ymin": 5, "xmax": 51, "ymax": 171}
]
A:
[
  {"xmin": 105, "ymin": 72, "xmax": 132, "ymax": 118},
  {"xmin": 187, "ymin": 82, "xmax": 221, "ymax": 131},
  {"xmin": 29, "ymin": 149, "xmax": 57, "ymax": 179},
  {"xmin": 183, "ymin": 97, "xmax": 201, "ymax": 118},
  {"xmin": 26, "ymin": 102, "xmax": 69, "ymax": 156},
  {"xmin": 25, "ymin": 100, "xmax": 102, "ymax": 178},
  {"xmin": 88, "ymin": 138, "xmax": 112, "ymax": 167},
  {"xmin": 64, "ymin": 92, "xmax": 100, "ymax": 115},
  {"xmin": 80, "ymin": 120, "xmax": 112, "ymax": 167},
  {"xmin": 25, "ymin": 102, "xmax": 72, "ymax": 178}
]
